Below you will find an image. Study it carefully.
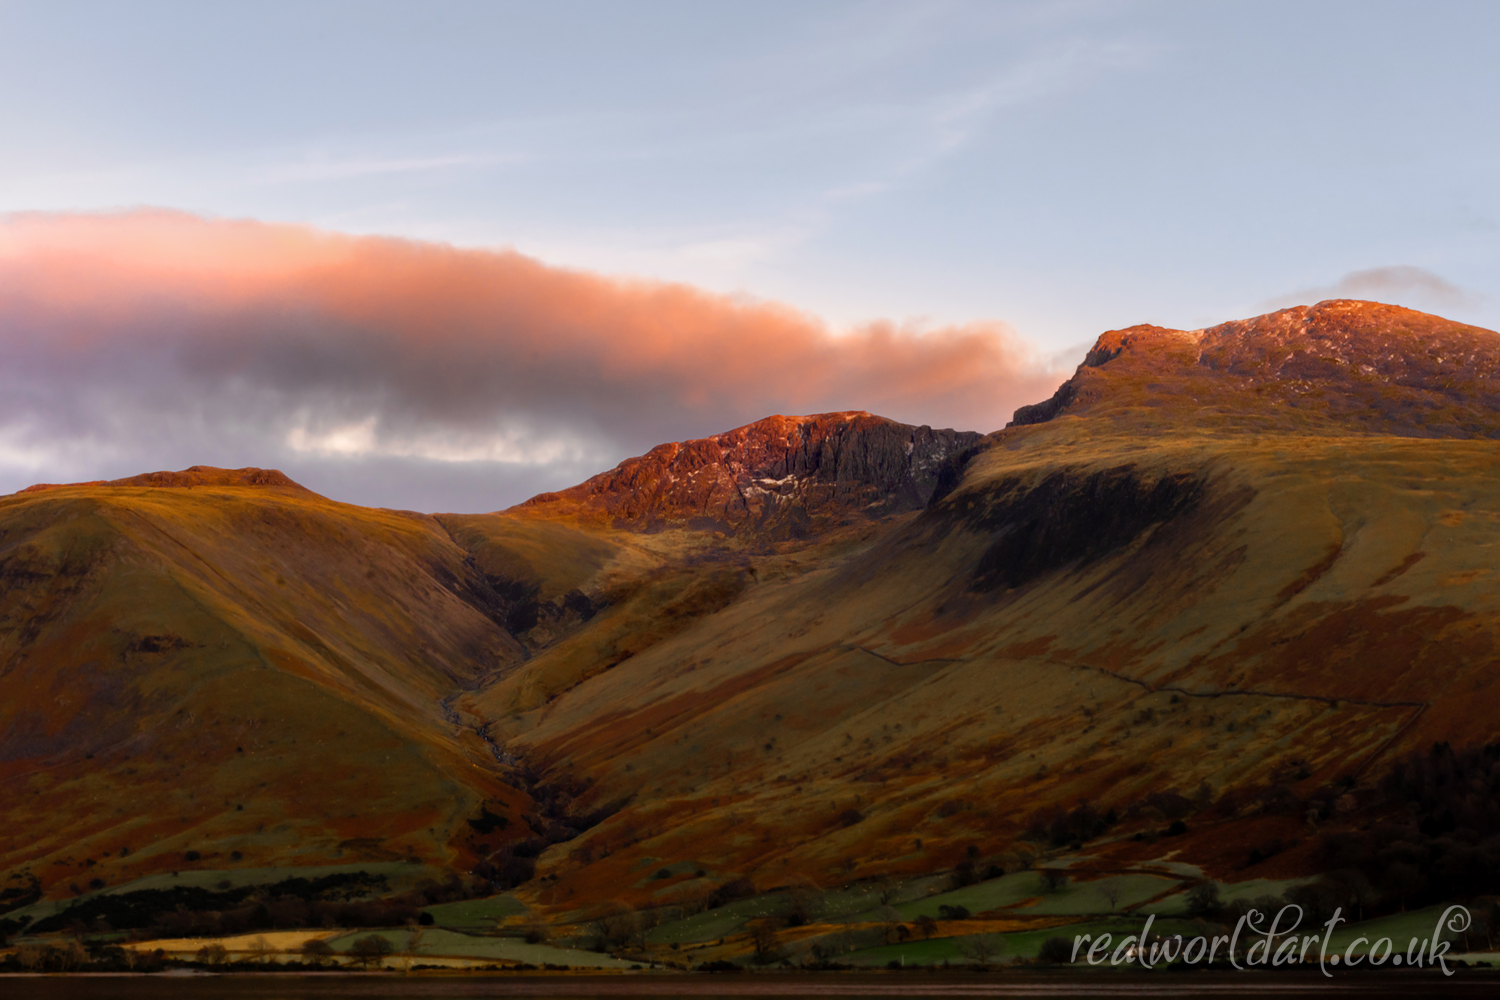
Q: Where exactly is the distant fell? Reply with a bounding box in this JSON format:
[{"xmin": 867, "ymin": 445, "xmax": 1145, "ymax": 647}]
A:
[
  {"xmin": 1012, "ymin": 299, "xmax": 1500, "ymax": 437},
  {"xmin": 19, "ymin": 465, "xmax": 312, "ymax": 495}
]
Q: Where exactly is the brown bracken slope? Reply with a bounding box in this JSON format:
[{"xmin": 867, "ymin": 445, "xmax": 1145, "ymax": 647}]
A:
[{"xmin": 3, "ymin": 300, "xmax": 1498, "ymax": 917}]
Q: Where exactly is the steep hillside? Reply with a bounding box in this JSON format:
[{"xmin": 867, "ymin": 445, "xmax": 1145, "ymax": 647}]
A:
[
  {"xmin": 0, "ymin": 414, "xmax": 979, "ymax": 913},
  {"xmin": 0, "ymin": 469, "xmax": 531, "ymax": 901},
  {"xmin": 4, "ymin": 300, "xmax": 1499, "ymax": 938},
  {"xmin": 449, "ymin": 301, "xmax": 1500, "ymax": 916}
]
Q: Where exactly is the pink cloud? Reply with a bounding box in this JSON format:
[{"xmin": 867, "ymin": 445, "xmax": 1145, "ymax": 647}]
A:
[{"xmin": 0, "ymin": 210, "xmax": 1058, "ymax": 508}]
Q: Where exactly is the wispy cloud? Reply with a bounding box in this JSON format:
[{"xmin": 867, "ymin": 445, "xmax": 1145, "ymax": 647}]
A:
[
  {"xmin": 1261, "ymin": 266, "xmax": 1483, "ymax": 313},
  {"xmin": 257, "ymin": 152, "xmax": 526, "ymax": 184}
]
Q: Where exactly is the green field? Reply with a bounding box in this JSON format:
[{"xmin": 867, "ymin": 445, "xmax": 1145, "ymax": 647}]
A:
[
  {"xmin": 1014, "ymin": 873, "xmax": 1181, "ymax": 915},
  {"xmin": 1141, "ymin": 875, "xmax": 1316, "ymax": 916},
  {"xmin": 422, "ymin": 893, "xmax": 527, "ymax": 928},
  {"xmin": 645, "ymin": 893, "xmax": 795, "ymax": 944},
  {"xmin": 1327, "ymin": 904, "xmax": 1466, "ymax": 956},
  {"xmin": 645, "ymin": 878, "xmax": 943, "ymax": 944},
  {"xmin": 839, "ymin": 916, "xmax": 1205, "ymax": 965}
]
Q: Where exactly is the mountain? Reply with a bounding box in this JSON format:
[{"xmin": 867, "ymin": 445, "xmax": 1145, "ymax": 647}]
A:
[
  {"xmin": 1013, "ymin": 299, "xmax": 1500, "ymax": 436},
  {"xmin": 0, "ymin": 468, "xmax": 531, "ymax": 908},
  {"xmin": 4, "ymin": 300, "xmax": 1500, "ymax": 949},
  {"xmin": 0, "ymin": 416, "xmax": 980, "ymax": 911}
]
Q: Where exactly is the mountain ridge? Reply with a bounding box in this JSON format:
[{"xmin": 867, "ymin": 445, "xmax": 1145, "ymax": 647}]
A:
[
  {"xmin": 517, "ymin": 411, "xmax": 984, "ymax": 539},
  {"xmin": 4, "ymin": 299, "xmax": 1499, "ymax": 947},
  {"xmin": 1012, "ymin": 299, "xmax": 1500, "ymax": 437}
]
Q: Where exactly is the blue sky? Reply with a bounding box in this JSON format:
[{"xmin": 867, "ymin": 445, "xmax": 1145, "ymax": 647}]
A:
[
  {"xmin": 1, "ymin": 1, "xmax": 1497, "ymax": 508},
  {"xmin": 5, "ymin": 0, "xmax": 1497, "ymax": 343}
]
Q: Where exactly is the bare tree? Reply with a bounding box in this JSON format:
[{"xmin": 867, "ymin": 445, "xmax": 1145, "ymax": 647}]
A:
[
  {"xmin": 350, "ymin": 934, "xmax": 394, "ymax": 970},
  {"xmin": 958, "ymin": 934, "xmax": 1002, "ymax": 967},
  {"xmin": 751, "ymin": 920, "xmax": 782, "ymax": 964},
  {"xmin": 247, "ymin": 935, "xmax": 275, "ymax": 964},
  {"xmin": 1096, "ymin": 879, "xmax": 1122, "ymax": 912},
  {"xmin": 196, "ymin": 943, "xmax": 229, "ymax": 966},
  {"xmin": 300, "ymin": 938, "xmax": 334, "ymax": 966},
  {"xmin": 600, "ymin": 903, "xmax": 642, "ymax": 949}
]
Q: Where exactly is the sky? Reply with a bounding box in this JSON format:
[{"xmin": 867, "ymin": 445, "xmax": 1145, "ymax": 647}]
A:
[{"xmin": 1, "ymin": 0, "xmax": 1498, "ymax": 510}]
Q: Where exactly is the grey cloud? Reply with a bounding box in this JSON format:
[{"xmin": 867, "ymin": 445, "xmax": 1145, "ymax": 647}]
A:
[
  {"xmin": 1262, "ymin": 265, "xmax": 1480, "ymax": 314},
  {"xmin": 0, "ymin": 211, "xmax": 1061, "ymax": 510}
]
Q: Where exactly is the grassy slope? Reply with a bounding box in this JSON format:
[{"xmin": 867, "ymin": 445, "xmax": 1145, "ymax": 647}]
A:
[
  {"xmin": 473, "ymin": 422, "xmax": 1500, "ymax": 916},
  {"xmin": 0, "ymin": 480, "xmax": 531, "ymax": 899}
]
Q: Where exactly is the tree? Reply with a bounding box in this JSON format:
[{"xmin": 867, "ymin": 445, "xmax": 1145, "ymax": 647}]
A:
[
  {"xmin": 958, "ymin": 934, "xmax": 1002, "ymax": 967},
  {"xmin": 915, "ymin": 914, "xmax": 938, "ymax": 939},
  {"xmin": 300, "ymin": 938, "xmax": 334, "ymax": 966},
  {"xmin": 55, "ymin": 940, "xmax": 89, "ymax": 971},
  {"xmin": 247, "ymin": 935, "xmax": 275, "ymax": 964},
  {"xmin": 751, "ymin": 920, "xmax": 782, "ymax": 963},
  {"xmin": 1096, "ymin": 879, "xmax": 1122, "ymax": 912},
  {"xmin": 1040, "ymin": 868, "xmax": 1069, "ymax": 893},
  {"xmin": 786, "ymin": 888, "xmax": 813, "ymax": 926},
  {"xmin": 196, "ymin": 942, "xmax": 229, "ymax": 966},
  {"xmin": 599, "ymin": 903, "xmax": 642, "ymax": 949},
  {"xmin": 350, "ymin": 934, "xmax": 394, "ymax": 969},
  {"xmin": 1186, "ymin": 882, "xmax": 1221, "ymax": 917}
]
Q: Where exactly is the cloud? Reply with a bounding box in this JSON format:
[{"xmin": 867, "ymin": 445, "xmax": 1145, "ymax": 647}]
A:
[
  {"xmin": 1262, "ymin": 265, "xmax": 1481, "ymax": 313},
  {"xmin": 0, "ymin": 210, "xmax": 1060, "ymax": 510}
]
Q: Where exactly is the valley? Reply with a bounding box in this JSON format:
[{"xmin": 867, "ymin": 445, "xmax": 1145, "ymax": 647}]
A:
[{"xmin": 4, "ymin": 299, "xmax": 1500, "ymax": 968}]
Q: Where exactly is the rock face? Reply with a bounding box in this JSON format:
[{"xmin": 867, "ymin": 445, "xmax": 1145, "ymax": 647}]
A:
[
  {"xmin": 521, "ymin": 411, "xmax": 983, "ymax": 538},
  {"xmin": 1012, "ymin": 300, "xmax": 1500, "ymax": 437}
]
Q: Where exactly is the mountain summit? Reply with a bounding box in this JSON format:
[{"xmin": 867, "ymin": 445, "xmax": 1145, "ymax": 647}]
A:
[
  {"xmin": 1013, "ymin": 299, "xmax": 1500, "ymax": 437},
  {"xmin": 520, "ymin": 412, "xmax": 982, "ymax": 538},
  {"xmin": 4, "ymin": 300, "xmax": 1500, "ymax": 957}
]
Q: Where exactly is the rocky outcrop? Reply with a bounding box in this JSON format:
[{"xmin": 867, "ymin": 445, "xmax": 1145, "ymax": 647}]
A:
[{"xmin": 520, "ymin": 412, "xmax": 983, "ymax": 538}]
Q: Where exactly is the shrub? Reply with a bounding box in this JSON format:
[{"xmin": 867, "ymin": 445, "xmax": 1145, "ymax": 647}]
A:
[{"xmin": 1038, "ymin": 937, "xmax": 1075, "ymax": 963}]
